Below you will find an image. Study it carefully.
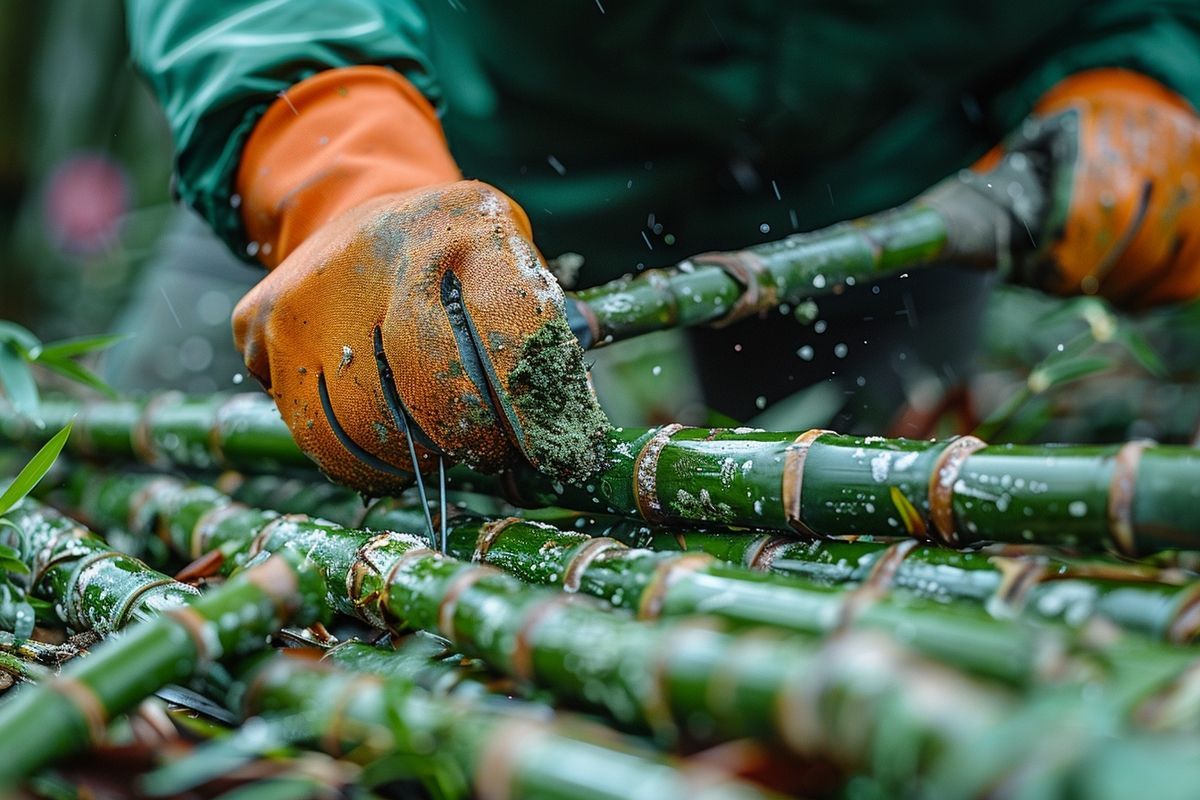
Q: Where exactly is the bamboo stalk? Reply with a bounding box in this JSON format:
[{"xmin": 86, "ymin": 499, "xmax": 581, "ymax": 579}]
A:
[
  {"xmin": 61, "ymin": 469, "xmax": 1057, "ymax": 686},
  {"xmin": 219, "ymin": 474, "xmax": 1200, "ymax": 676},
  {"xmin": 0, "ymin": 548, "xmax": 325, "ymax": 785},
  {"xmin": 0, "ymin": 500, "xmax": 776, "ymax": 799},
  {"xmin": 2, "ymin": 498, "xmax": 200, "ymax": 633},
  {"xmin": 240, "ymin": 647, "xmax": 774, "ymax": 800},
  {"xmin": 591, "ymin": 522, "xmax": 1200, "ymax": 645},
  {"xmin": 11, "ymin": 395, "xmax": 1200, "ymax": 555},
  {"xmin": 565, "ymin": 203, "xmax": 949, "ymax": 348},
  {"xmin": 62, "ymin": 464, "xmax": 1200, "ymax": 799},
  {"xmin": 56, "ymin": 465, "xmax": 1026, "ymax": 776}
]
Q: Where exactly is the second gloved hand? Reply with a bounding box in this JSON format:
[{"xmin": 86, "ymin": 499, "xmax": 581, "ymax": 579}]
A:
[{"xmin": 231, "ymin": 68, "xmax": 608, "ymax": 495}]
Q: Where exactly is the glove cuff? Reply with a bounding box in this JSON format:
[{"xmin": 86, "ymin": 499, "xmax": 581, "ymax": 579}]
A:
[
  {"xmin": 236, "ymin": 66, "xmax": 461, "ymax": 268},
  {"xmin": 1035, "ymin": 68, "xmax": 1195, "ymax": 117}
]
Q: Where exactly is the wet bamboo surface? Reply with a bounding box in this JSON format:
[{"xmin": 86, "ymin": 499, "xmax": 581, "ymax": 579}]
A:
[
  {"xmin": 44, "ymin": 466, "xmax": 1200, "ymax": 797},
  {"xmin": 221, "ymin": 473, "xmax": 1200, "ymax": 645},
  {"xmin": 0, "ymin": 501, "xmax": 773, "ymax": 799},
  {"xmin": 7, "ymin": 394, "xmax": 1200, "ymax": 555}
]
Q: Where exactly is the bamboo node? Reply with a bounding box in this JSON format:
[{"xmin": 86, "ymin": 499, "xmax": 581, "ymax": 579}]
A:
[
  {"xmin": 633, "ymin": 424, "xmax": 685, "ymax": 523},
  {"xmin": 782, "ymin": 429, "xmax": 833, "ymax": 537},
  {"xmin": 114, "ymin": 578, "xmax": 198, "ymax": 630},
  {"xmin": 638, "ymin": 553, "xmax": 715, "ymax": 620},
  {"xmin": 561, "ymin": 537, "xmax": 626, "ymax": 592},
  {"xmin": 928, "ymin": 435, "xmax": 987, "ymax": 546},
  {"xmin": 348, "ymin": 532, "xmax": 426, "ymax": 629},
  {"xmin": 511, "ymin": 594, "xmax": 574, "ymax": 682},
  {"xmin": 863, "ymin": 540, "xmax": 919, "ymax": 593},
  {"xmin": 131, "ymin": 391, "xmax": 183, "ymax": 466},
  {"xmin": 243, "ymin": 554, "xmax": 302, "ymax": 621},
  {"xmin": 163, "ymin": 605, "xmax": 221, "ymax": 665},
  {"xmin": 436, "ymin": 565, "xmax": 503, "ymax": 642},
  {"xmin": 1107, "ymin": 439, "xmax": 1153, "ymax": 556},
  {"xmin": 52, "ymin": 677, "xmax": 109, "ymax": 745},
  {"xmin": 248, "ymin": 513, "xmax": 311, "ymax": 558},
  {"xmin": 474, "ymin": 718, "xmax": 551, "ymax": 800},
  {"xmin": 68, "ymin": 551, "xmax": 130, "ymax": 630},
  {"xmin": 473, "ymin": 516, "xmax": 523, "ymax": 562},
  {"xmin": 191, "ymin": 502, "xmax": 249, "ymax": 559},
  {"xmin": 1166, "ymin": 583, "xmax": 1200, "ymax": 644},
  {"xmin": 30, "ymin": 523, "xmax": 90, "ymax": 590},
  {"xmin": 987, "ymin": 556, "xmax": 1049, "ymax": 618},
  {"xmin": 691, "ymin": 250, "xmax": 777, "ymax": 328}
]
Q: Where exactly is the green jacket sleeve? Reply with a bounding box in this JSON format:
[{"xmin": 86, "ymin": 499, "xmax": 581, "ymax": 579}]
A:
[
  {"xmin": 987, "ymin": 0, "xmax": 1200, "ymax": 130},
  {"xmin": 124, "ymin": 0, "xmax": 441, "ymax": 256}
]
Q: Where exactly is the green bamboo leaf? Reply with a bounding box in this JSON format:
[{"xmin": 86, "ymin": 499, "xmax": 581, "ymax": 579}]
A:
[
  {"xmin": 35, "ymin": 355, "xmax": 119, "ymax": 399},
  {"xmin": 209, "ymin": 776, "xmax": 324, "ymax": 800},
  {"xmin": 0, "ymin": 542, "xmax": 29, "ymax": 575},
  {"xmin": 32, "ymin": 332, "xmax": 128, "ymax": 361},
  {"xmin": 0, "ymin": 342, "xmax": 39, "ymax": 419},
  {"xmin": 1027, "ymin": 355, "xmax": 1113, "ymax": 394},
  {"xmin": 0, "ymin": 585, "xmax": 35, "ymax": 638},
  {"xmin": 0, "ymin": 421, "xmax": 72, "ymax": 516},
  {"xmin": 1113, "ymin": 327, "xmax": 1167, "ymax": 377},
  {"xmin": 0, "ymin": 322, "xmax": 40, "ymax": 353}
]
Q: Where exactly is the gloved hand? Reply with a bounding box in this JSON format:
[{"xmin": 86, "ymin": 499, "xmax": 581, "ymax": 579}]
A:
[
  {"xmin": 973, "ymin": 69, "xmax": 1200, "ymax": 307},
  {"xmin": 232, "ymin": 67, "xmax": 607, "ymax": 496}
]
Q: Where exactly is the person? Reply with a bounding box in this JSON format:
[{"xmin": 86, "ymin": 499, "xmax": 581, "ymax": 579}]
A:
[{"xmin": 125, "ymin": 1, "xmax": 1200, "ymax": 496}]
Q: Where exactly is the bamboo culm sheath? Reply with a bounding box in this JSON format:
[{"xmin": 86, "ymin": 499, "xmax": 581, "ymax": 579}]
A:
[
  {"xmin": 11, "ymin": 394, "xmax": 1200, "ymax": 556},
  {"xmin": 57, "ymin": 466, "xmax": 1200, "ymax": 797}
]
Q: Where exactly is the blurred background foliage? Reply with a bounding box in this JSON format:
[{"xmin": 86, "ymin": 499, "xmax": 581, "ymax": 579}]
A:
[
  {"xmin": 1, "ymin": 0, "xmax": 1198, "ymax": 446},
  {"xmin": 0, "ymin": 0, "xmax": 172, "ymax": 337}
]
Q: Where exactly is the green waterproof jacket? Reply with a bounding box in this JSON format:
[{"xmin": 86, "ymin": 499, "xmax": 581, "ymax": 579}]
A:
[{"xmin": 126, "ymin": 0, "xmax": 1200, "ymax": 285}]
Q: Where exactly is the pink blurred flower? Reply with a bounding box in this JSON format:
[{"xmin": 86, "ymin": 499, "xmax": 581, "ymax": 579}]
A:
[{"xmin": 42, "ymin": 153, "xmax": 130, "ymax": 255}]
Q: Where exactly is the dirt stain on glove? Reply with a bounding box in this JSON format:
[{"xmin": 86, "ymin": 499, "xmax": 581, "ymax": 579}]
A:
[{"xmin": 509, "ymin": 314, "xmax": 611, "ymax": 483}]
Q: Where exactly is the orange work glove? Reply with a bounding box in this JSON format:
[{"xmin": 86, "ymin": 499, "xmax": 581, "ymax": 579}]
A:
[
  {"xmin": 232, "ymin": 67, "xmax": 607, "ymax": 496},
  {"xmin": 984, "ymin": 69, "xmax": 1200, "ymax": 307}
]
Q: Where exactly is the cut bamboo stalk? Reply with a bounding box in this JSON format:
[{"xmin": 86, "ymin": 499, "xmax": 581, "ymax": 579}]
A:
[
  {"xmin": 0, "ymin": 548, "xmax": 324, "ymax": 785},
  {"xmin": 565, "ymin": 204, "xmax": 949, "ymax": 348},
  {"xmin": 2, "ymin": 498, "xmax": 199, "ymax": 633},
  {"xmin": 53, "ymin": 467, "xmax": 1200, "ymax": 796},
  {"xmin": 55, "ymin": 465, "xmax": 1024, "ymax": 776},
  {"xmin": 13, "ymin": 394, "xmax": 1200, "ymax": 555},
  {"xmin": 0, "ymin": 503, "xmax": 775, "ymax": 799},
  {"xmin": 224, "ymin": 473, "xmax": 1200, "ymax": 645}
]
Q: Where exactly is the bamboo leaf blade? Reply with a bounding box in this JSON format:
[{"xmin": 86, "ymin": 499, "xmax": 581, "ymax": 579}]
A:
[
  {"xmin": 0, "ymin": 341, "xmax": 39, "ymax": 420},
  {"xmin": 32, "ymin": 333, "xmax": 129, "ymax": 361},
  {"xmin": 0, "ymin": 421, "xmax": 72, "ymax": 515},
  {"xmin": 34, "ymin": 355, "xmax": 120, "ymax": 399}
]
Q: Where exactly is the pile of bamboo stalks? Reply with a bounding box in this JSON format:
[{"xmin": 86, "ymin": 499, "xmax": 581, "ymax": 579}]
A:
[{"xmin": 3, "ymin": 394, "xmax": 1200, "ymax": 798}]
